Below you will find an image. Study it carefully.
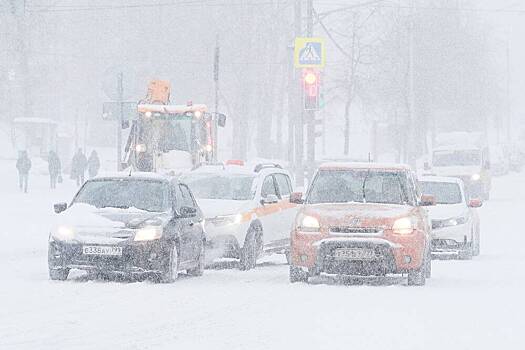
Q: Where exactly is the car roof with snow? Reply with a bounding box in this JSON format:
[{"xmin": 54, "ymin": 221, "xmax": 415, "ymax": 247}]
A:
[
  {"xmin": 432, "ymin": 144, "xmax": 481, "ymax": 152},
  {"xmin": 419, "ymin": 175, "xmax": 463, "ymax": 184},
  {"xmin": 319, "ymin": 162, "xmax": 412, "ymax": 171},
  {"xmin": 93, "ymin": 171, "xmax": 175, "ymax": 182},
  {"xmin": 188, "ymin": 162, "xmax": 289, "ymax": 177}
]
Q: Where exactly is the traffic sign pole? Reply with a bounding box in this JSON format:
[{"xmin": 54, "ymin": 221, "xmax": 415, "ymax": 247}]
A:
[
  {"xmin": 306, "ymin": 0, "xmax": 316, "ymax": 185},
  {"xmin": 117, "ymin": 72, "xmax": 123, "ymax": 171}
]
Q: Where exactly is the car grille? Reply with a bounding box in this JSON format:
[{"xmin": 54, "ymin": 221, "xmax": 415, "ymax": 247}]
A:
[{"xmin": 329, "ymin": 226, "xmax": 383, "ymax": 235}]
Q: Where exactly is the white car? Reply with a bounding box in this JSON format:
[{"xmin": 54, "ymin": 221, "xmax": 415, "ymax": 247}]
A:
[
  {"xmin": 419, "ymin": 176, "xmax": 482, "ymax": 259},
  {"xmin": 180, "ymin": 162, "xmax": 298, "ymax": 270}
]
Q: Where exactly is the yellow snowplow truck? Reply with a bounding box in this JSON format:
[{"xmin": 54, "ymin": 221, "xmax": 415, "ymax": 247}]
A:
[{"xmin": 123, "ymin": 81, "xmax": 226, "ymax": 173}]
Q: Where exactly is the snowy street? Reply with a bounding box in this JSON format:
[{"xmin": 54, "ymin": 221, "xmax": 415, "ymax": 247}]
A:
[{"xmin": 1, "ymin": 160, "xmax": 524, "ymax": 349}]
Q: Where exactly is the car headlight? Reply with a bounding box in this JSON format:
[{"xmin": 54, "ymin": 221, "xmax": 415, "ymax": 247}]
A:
[
  {"xmin": 471, "ymin": 173, "xmax": 481, "ymax": 181},
  {"xmin": 392, "ymin": 217, "xmax": 416, "ymax": 235},
  {"xmin": 443, "ymin": 216, "xmax": 468, "ymax": 227},
  {"xmin": 51, "ymin": 225, "xmax": 76, "ymax": 241},
  {"xmin": 296, "ymin": 214, "xmax": 320, "ymax": 232},
  {"xmin": 134, "ymin": 226, "xmax": 163, "ymax": 241},
  {"xmin": 212, "ymin": 213, "xmax": 243, "ymax": 226}
]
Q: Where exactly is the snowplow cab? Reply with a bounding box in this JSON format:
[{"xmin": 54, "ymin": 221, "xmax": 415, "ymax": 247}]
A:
[{"xmin": 125, "ymin": 102, "xmax": 224, "ymax": 173}]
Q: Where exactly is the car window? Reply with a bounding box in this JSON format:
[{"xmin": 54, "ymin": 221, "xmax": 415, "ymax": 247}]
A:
[
  {"xmin": 179, "ymin": 184, "xmax": 196, "ymax": 208},
  {"xmin": 74, "ymin": 179, "xmax": 169, "ymax": 212},
  {"xmin": 307, "ymin": 170, "xmax": 410, "ymax": 205},
  {"xmin": 274, "ymin": 173, "xmax": 292, "ymax": 197},
  {"xmin": 261, "ymin": 175, "xmax": 278, "ymax": 198},
  {"xmin": 171, "ymin": 185, "xmax": 183, "ymax": 212},
  {"xmin": 420, "ymin": 181, "xmax": 463, "ymax": 204}
]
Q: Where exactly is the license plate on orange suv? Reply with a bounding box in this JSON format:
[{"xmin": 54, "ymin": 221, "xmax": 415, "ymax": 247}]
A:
[{"xmin": 334, "ymin": 248, "xmax": 375, "ymax": 260}]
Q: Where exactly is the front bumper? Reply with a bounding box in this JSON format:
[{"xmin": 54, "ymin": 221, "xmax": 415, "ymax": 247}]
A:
[
  {"xmin": 204, "ymin": 221, "xmax": 250, "ymax": 257},
  {"xmin": 291, "ymin": 230, "xmax": 426, "ymax": 275},
  {"xmin": 48, "ymin": 239, "xmax": 169, "ymax": 275},
  {"xmin": 431, "ymin": 223, "xmax": 469, "ymax": 249}
]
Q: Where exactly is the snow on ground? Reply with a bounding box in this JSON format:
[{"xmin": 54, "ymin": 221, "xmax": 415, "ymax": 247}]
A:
[{"xmin": 1, "ymin": 159, "xmax": 524, "ymax": 349}]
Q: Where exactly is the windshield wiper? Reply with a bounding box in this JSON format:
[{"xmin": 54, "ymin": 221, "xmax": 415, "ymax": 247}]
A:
[{"xmin": 100, "ymin": 205, "xmax": 130, "ymax": 209}]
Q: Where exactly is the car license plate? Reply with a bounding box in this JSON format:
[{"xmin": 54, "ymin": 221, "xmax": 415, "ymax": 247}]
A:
[
  {"xmin": 82, "ymin": 246, "xmax": 123, "ymax": 256},
  {"xmin": 334, "ymin": 248, "xmax": 375, "ymax": 260}
]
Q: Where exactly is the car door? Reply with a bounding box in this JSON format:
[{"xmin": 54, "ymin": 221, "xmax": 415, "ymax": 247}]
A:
[
  {"xmin": 257, "ymin": 174, "xmax": 284, "ymax": 245},
  {"xmin": 273, "ymin": 173, "xmax": 297, "ymax": 245},
  {"xmin": 178, "ymin": 184, "xmax": 204, "ymax": 263},
  {"xmin": 172, "ymin": 184, "xmax": 196, "ymax": 265}
]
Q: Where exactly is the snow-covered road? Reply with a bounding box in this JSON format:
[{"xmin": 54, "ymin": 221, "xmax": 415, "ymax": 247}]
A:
[{"xmin": 1, "ymin": 159, "xmax": 524, "ymax": 350}]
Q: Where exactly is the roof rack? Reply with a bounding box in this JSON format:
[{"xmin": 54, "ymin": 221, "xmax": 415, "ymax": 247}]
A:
[
  {"xmin": 193, "ymin": 162, "xmax": 225, "ymax": 170},
  {"xmin": 254, "ymin": 163, "xmax": 282, "ymax": 172}
]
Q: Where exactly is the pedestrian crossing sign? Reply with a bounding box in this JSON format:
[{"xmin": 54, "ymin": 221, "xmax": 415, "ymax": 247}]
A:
[{"xmin": 294, "ymin": 37, "xmax": 325, "ymax": 68}]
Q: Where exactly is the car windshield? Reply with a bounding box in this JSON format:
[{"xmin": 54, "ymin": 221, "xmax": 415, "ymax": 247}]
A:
[
  {"xmin": 182, "ymin": 174, "xmax": 255, "ymax": 200},
  {"xmin": 73, "ymin": 179, "xmax": 170, "ymax": 212},
  {"xmin": 433, "ymin": 150, "xmax": 481, "ymax": 166},
  {"xmin": 307, "ymin": 170, "xmax": 409, "ymax": 205},
  {"xmin": 421, "ymin": 181, "xmax": 462, "ymax": 204}
]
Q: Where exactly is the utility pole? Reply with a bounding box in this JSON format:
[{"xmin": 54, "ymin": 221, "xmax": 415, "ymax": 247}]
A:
[
  {"xmin": 213, "ymin": 35, "xmax": 220, "ymax": 162},
  {"xmin": 407, "ymin": 0, "xmax": 416, "ymax": 166},
  {"xmin": 305, "ymin": 0, "xmax": 316, "ymax": 183},
  {"xmin": 506, "ymin": 34, "xmax": 511, "ymax": 142},
  {"xmin": 293, "ymin": 0, "xmax": 304, "ymax": 187},
  {"xmin": 117, "ymin": 72, "xmax": 123, "ymax": 171}
]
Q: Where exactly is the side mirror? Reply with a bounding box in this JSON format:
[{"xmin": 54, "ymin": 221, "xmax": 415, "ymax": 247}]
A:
[
  {"xmin": 484, "ymin": 161, "xmax": 491, "ymax": 170},
  {"xmin": 423, "ymin": 162, "xmax": 431, "ymax": 171},
  {"xmin": 179, "ymin": 206, "xmax": 197, "ymax": 218},
  {"xmin": 289, "ymin": 192, "xmax": 304, "ymax": 204},
  {"xmin": 217, "ymin": 113, "xmax": 226, "ymax": 127},
  {"xmin": 468, "ymin": 198, "xmax": 483, "ymax": 208},
  {"xmin": 261, "ymin": 194, "xmax": 279, "ymax": 205},
  {"xmin": 54, "ymin": 202, "xmax": 67, "ymax": 214},
  {"xmin": 420, "ymin": 194, "xmax": 436, "ymax": 206}
]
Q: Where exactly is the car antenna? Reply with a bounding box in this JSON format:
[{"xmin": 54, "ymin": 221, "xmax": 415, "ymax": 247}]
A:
[{"xmin": 128, "ymin": 164, "xmax": 132, "ymax": 177}]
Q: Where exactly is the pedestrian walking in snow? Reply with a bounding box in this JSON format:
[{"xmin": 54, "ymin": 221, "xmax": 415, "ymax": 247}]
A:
[
  {"xmin": 87, "ymin": 150, "xmax": 100, "ymax": 179},
  {"xmin": 48, "ymin": 150, "xmax": 61, "ymax": 189},
  {"xmin": 71, "ymin": 148, "xmax": 88, "ymax": 186},
  {"xmin": 16, "ymin": 150, "xmax": 31, "ymax": 193}
]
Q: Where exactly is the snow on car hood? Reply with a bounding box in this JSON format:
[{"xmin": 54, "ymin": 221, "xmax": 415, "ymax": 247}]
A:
[
  {"xmin": 52, "ymin": 203, "xmax": 169, "ymax": 244},
  {"xmin": 426, "ymin": 203, "xmax": 466, "ymax": 220},
  {"xmin": 432, "ymin": 165, "xmax": 480, "ymax": 177},
  {"xmin": 303, "ymin": 202, "xmax": 415, "ymax": 227},
  {"xmin": 196, "ymin": 198, "xmax": 253, "ymax": 219}
]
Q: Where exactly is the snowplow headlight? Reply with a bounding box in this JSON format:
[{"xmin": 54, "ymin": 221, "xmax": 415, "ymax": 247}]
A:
[
  {"xmin": 135, "ymin": 144, "xmax": 147, "ymax": 153},
  {"xmin": 194, "ymin": 110, "xmax": 203, "ymax": 118},
  {"xmin": 144, "ymin": 111, "xmax": 152, "ymax": 118},
  {"xmin": 471, "ymin": 173, "xmax": 481, "ymax": 181}
]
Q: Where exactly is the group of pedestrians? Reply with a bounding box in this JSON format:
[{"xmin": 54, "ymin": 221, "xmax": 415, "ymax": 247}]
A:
[{"xmin": 15, "ymin": 149, "xmax": 101, "ymax": 193}]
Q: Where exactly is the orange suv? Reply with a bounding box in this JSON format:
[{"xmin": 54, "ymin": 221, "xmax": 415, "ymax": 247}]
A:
[{"xmin": 289, "ymin": 163, "xmax": 434, "ymax": 286}]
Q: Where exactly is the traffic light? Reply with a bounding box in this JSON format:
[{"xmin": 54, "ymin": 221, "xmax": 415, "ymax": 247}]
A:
[{"xmin": 302, "ymin": 68, "xmax": 320, "ymax": 111}]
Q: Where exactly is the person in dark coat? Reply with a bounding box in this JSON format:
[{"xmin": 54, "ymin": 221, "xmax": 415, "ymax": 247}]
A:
[
  {"xmin": 87, "ymin": 150, "xmax": 100, "ymax": 179},
  {"xmin": 48, "ymin": 150, "xmax": 61, "ymax": 189},
  {"xmin": 71, "ymin": 148, "xmax": 88, "ymax": 186},
  {"xmin": 16, "ymin": 150, "xmax": 31, "ymax": 193}
]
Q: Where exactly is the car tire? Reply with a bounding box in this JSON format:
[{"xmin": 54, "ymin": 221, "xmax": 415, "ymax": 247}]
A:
[
  {"xmin": 473, "ymin": 229, "xmax": 481, "ymax": 256},
  {"xmin": 187, "ymin": 242, "xmax": 205, "ymax": 277},
  {"xmin": 239, "ymin": 226, "xmax": 261, "ymax": 271},
  {"xmin": 284, "ymin": 250, "xmax": 291, "ymax": 265},
  {"xmin": 159, "ymin": 243, "xmax": 179, "ymax": 283},
  {"xmin": 407, "ymin": 263, "xmax": 426, "ymax": 286},
  {"xmin": 49, "ymin": 268, "xmax": 69, "ymax": 281},
  {"xmin": 289, "ymin": 265, "xmax": 309, "ymax": 283},
  {"xmin": 424, "ymin": 249, "xmax": 432, "ymax": 278},
  {"xmin": 458, "ymin": 240, "xmax": 473, "ymax": 260}
]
